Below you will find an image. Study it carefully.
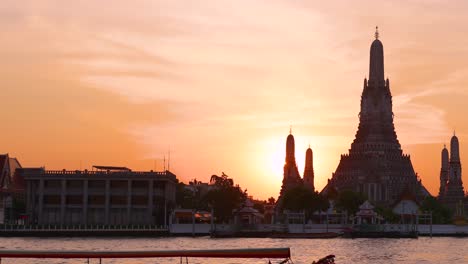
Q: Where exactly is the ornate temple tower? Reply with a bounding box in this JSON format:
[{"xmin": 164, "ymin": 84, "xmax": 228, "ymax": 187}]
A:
[
  {"xmin": 280, "ymin": 130, "xmax": 303, "ymax": 195},
  {"xmin": 439, "ymin": 145, "xmax": 450, "ymax": 197},
  {"xmin": 276, "ymin": 130, "xmax": 303, "ymax": 211},
  {"xmin": 303, "ymin": 146, "xmax": 315, "ymax": 191},
  {"xmin": 440, "ymin": 133, "xmax": 465, "ymax": 208},
  {"xmin": 322, "ymin": 28, "xmax": 428, "ymax": 205}
]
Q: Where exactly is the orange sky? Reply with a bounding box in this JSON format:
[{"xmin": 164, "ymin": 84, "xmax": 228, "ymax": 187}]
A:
[{"xmin": 2, "ymin": 0, "xmax": 468, "ymax": 200}]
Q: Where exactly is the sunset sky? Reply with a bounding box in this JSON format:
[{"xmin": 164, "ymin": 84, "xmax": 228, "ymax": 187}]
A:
[{"xmin": 2, "ymin": 0, "xmax": 468, "ymax": 199}]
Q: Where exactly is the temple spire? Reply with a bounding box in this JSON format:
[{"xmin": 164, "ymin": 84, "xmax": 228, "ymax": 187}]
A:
[
  {"xmin": 369, "ymin": 27, "xmax": 384, "ymax": 82},
  {"xmin": 442, "ymin": 145, "xmax": 449, "ymax": 170},
  {"xmin": 303, "ymin": 146, "xmax": 315, "ymax": 191},
  {"xmin": 450, "ymin": 133, "xmax": 460, "ymax": 162},
  {"xmin": 286, "ymin": 132, "xmax": 295, "ymax": 164}
]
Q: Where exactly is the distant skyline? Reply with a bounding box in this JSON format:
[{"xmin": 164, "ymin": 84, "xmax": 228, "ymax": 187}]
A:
[{"xmin": 2, "ymin": 0, "xmax": 468, "ymax": 199}]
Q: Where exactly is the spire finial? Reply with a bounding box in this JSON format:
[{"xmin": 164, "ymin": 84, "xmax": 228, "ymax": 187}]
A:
[
  {"xmin": 375, "ymin": 26, "xmax": 379, "ymax": 39},
  {"xmin": 289, "ymin": 125, "xmax": 292, "ymax": 135},
  {"xmin": 454, "ymin": 130, "xmax": 456, "ymax": 136}
]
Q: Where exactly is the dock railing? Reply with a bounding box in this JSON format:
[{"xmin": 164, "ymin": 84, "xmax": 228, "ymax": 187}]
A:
[{"xmin": 0, "ymin": 224, "xmax": 168, "ymax": 232}]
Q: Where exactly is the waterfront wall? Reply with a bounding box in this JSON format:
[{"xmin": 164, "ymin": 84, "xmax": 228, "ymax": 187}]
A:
[
  {"xmin": 169, "ymin": 224, "xmax": 232, "ymax": 234},
  {"xmin": 288, "ymin": 224, "xmax": 346, "ymax": 234},
  {"xmin": 418, "ymin": 224, "xmax": 468, "ymax": 235},
  {"xmin": 169, "ymin": 223, "xmax": 468, "ymax": 236},
  {"xmin": 2, "ymin": 223, "xmax": 468, "ymax": 236}
]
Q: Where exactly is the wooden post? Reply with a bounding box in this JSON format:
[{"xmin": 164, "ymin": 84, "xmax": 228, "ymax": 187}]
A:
[
  {"xmin": 104, "ymin": 180, "xmax": 110, "ymax": 225},
  {"xmin": 326, "ymin": 212, "xmax": 329, "ymax": 233},
  {"xmin": 210, "ymin": 207, "xmax": 214, "ymax": 234},
  {"xmin": 430, "ymin": 211, "xmax": 433, "ymax": 238},
  {"xmin": 192, "ymin": 209, "xmax": 195, "ymax": 237},
  {"xmin": 164, "ymin": 199, "xmax": 167, "ymax": 228},
  {"xmin": 302, "ymin": 210, "xmax": 305, "ymax": 233}
]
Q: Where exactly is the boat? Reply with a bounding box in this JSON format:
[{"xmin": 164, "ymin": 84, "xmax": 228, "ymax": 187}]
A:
[
  {"xmin": 312, "ymin": 254, "xmax": 336, "ymax": 264},
  {"xmin": 0, "ymin": 248, "xmax": 292, "ymax": 263}
]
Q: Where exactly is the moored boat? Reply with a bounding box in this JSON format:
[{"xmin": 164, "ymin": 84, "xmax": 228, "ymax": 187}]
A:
[{"xmin": 0, "ymin": 248, "xmax": 293, "ymax": 263}]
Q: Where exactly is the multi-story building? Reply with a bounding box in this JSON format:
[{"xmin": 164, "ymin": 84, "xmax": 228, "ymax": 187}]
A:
[{"xmin": 19, "ymin": 166, "xmax": 177, "ymax": 226}]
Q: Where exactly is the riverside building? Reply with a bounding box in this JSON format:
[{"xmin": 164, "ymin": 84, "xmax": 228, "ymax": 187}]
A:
[{"xmin": 20, "ymin": 166, "xmax": 176, "ymax": 226}]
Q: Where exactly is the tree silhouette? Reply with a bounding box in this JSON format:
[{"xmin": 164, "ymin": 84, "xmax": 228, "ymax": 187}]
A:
[
  {"xmin": 203, "ymin": 172, "xmax": 246, "ymax": 223},
  {"xmin": 420, "ymin": 196, "xmax": 451, "ymax": 224},
  {"xmin": 334, "ymin": 190, "xmax": 367, "ymax": 215},
  {"xmin": 268, "ymin": 197, "xmax": 276, "ymax": 205},
  {"xmin": 282, "ymin": 186, "xmax": 329, "ymax": 217}
]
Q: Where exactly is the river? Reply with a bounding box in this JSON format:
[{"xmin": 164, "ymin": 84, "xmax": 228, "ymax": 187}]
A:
[{"xmin": 0, "ymin": 237, "xmax": 466, "ymax": 263}]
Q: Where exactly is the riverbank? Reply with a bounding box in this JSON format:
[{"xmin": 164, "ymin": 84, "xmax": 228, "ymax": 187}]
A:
[
  {"xmin": 1, "ymin": 223, "xmax": 468, "ymax": 237},
  {"xmin": 0, "ymin": 236, "xmax": 465, "ymax": 263}
]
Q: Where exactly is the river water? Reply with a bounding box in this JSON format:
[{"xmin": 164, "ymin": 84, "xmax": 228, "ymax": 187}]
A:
[{"xmin": 0, "ymin": 237, "xmax": 466, "ymax": 264}]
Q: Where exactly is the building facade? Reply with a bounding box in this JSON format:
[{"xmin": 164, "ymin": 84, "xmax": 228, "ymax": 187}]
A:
[
  {"xmin": 0, "ymin": 154, "xmax": 24, "ymax": 224},
  {"xmin": 20, "ymin": 166, "xmax": 176, "ymax": 226},
  {"xmin": 322, "ymin": 28, "xmax": 428, "ymax": 205}
]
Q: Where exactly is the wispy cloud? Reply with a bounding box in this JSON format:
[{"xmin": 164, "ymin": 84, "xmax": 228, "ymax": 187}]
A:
[{"xmin": 3, "ymin": 0, "xmax": 468, "ymax": 198}]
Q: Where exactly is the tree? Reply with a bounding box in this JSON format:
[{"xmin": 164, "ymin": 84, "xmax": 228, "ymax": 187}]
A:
[
  {"xmin": 267, "ymin": 197, "xmax": 276, "ymax": 205},
  {"xmin": 420, "ymin": 196, "xmax": 451, "ymax": 224},
  {"xmin": 210, "ymin": 172, "xmax": 234, "ymax": 187},
  {"xmin": 202, "ymin": 173, "xmax": 247, "ymax": 223},
  {"xmin": 176, "ymin": 183, "xmax": 195, "ymax": 209},
  {"xmin": 175, "ymin": 179, "xmax": 208, "ymax": 209},
  {"xmin": 253, "ymin": 203, "xmax": 265, "ymax": 214},
  {"xmin": 375, "ymin": 206, "xmax": 399, "ymax": 223},
  {"xmin": 282, "ymin": 186, "xmax": 329, "ymax": 216},
  {"xmin": 334, "ymin": 190, "xmax": 367, "ymax": 215}
]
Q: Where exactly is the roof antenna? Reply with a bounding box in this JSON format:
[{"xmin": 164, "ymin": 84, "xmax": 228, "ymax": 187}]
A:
[
  {"xmin": 375, "ymin": 26, "xmax": 379, "ymax": 39},
  {"xmin": 168, "ymin": 149, "xmax": 171, "ymax": 171},
  {"xmin": 163, "ymin": 155, "xmax": 166, "ymax": 171}
]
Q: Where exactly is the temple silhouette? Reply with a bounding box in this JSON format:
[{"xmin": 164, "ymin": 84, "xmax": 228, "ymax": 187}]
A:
[
  {"xmin": 439, "ymin": 133, "xmax": 465, "ymax": 210},
  {"xmin": 276, "ymin": 129, "xmax": 315, "ymax": 211},
  {"xmin": 321, "ymin": 28, "xmax": 430, "ymax": 205}
]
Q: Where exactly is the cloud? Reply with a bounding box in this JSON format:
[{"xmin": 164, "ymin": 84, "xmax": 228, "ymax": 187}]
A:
[
  {"xmin": 393, "ymin": 87, "xmax": 451, "ymax": 144},
  {"xmin": 3, "ymin": 0, "xmax": 468, "ymax": 198}
]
